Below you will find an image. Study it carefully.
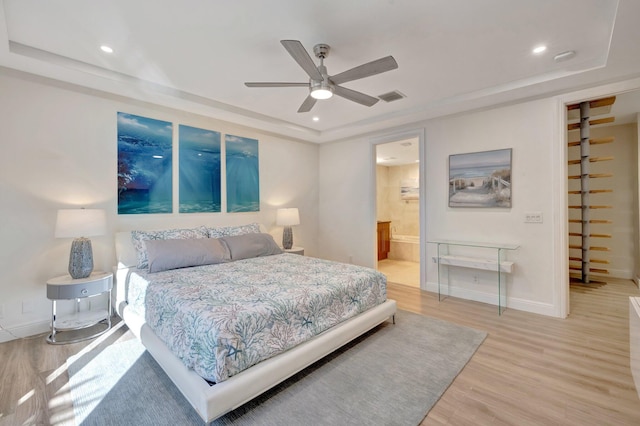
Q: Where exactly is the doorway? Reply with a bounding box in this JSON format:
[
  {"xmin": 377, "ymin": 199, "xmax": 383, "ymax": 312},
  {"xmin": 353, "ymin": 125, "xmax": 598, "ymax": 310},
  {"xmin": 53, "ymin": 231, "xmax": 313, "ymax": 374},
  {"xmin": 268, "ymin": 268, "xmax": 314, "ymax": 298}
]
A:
[
  {"xmin": 562, "ymin": 88, "xmax": 640, "ymax": 314},
  {"xmin": 374, "ymin": 135, "xmax": 424, "ymax": 288}
]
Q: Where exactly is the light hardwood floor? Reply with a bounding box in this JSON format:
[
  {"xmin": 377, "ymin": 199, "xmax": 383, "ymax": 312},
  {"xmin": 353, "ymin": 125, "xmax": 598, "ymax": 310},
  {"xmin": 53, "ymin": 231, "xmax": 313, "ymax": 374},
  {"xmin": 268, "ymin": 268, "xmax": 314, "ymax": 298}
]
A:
[
  {"xmin": 1, "ymin": 278, "xmax": 640, "ymax": 425},
  {"xmin": 389, "ymin": 277, "xmax": 640, "ymax": 425},
  {"xmin": 378, "ymin": 259, "xmax": 420, "ymax": 288}
]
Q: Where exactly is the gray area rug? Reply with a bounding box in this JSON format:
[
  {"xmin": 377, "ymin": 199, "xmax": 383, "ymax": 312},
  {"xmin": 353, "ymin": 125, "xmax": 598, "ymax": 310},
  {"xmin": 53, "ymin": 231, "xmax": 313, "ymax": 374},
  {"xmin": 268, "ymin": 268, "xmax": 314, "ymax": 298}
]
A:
[{"xmin": 68, "ymin": 310, "xmax": 486, "ymax": 425}]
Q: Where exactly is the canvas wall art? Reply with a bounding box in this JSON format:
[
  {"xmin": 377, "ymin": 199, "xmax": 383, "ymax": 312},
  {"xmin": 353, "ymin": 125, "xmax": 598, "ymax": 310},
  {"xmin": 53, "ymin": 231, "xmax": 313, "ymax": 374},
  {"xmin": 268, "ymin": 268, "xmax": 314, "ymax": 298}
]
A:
[
  {"xmin": 400, "ymin": 179, "xmax": 419, "ymax": 200},
  {"xmin": 117, "ymin": 112, "xmax": 173, "ymax": 214},
  {"xmin": 449, "ymin": 148, "xmax": 512, "ymax": 208},
  {"xmin": 225, "ymin": 135, "xmax": 260, "ymax": 212},
  {"xmin": 179, "ymin": 125, "xmax": 221, "ymax": 213}
]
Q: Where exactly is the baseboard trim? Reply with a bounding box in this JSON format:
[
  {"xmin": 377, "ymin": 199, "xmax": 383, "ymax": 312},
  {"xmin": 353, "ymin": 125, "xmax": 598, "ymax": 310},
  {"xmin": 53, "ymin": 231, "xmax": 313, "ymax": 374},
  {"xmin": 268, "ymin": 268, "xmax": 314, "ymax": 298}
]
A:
[
  {"xmin": 424, "ymin": 281, "xmax": 558, "ymax": 317},
  {"xmin": 0, "ymin": 320, "xmax": 50, "ymax": 343}
]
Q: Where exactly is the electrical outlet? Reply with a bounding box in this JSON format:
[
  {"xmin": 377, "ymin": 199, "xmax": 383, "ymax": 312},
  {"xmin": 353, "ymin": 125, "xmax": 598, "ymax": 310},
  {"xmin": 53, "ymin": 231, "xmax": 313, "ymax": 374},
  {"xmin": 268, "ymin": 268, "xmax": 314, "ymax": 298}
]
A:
[{"xmin": 525, "ymin": 211, "xmax": 543, "ymax": 223}]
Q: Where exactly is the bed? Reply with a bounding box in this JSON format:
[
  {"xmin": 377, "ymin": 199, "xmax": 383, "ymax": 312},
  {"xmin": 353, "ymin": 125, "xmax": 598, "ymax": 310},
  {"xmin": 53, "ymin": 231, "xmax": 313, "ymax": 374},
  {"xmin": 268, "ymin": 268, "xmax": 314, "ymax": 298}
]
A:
[{"xmin": 114, "ymin": 225, "xmax": 397, "ymax": 423}]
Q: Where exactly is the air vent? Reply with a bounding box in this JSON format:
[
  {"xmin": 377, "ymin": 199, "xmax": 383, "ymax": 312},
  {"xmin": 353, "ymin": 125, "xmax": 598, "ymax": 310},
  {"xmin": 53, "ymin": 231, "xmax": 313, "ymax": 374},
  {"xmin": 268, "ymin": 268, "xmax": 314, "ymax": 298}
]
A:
[{"xmin": 378, "ymin": 90, "xmax": 406, "ymax": 103}]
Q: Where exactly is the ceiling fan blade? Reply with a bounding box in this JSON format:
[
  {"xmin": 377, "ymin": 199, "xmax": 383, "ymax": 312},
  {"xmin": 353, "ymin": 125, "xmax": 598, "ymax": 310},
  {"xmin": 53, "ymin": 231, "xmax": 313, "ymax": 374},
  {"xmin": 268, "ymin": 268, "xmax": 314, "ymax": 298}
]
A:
[
  {"xmin": 245, "ymin": 82, "xmax": 308, "ymax": 87},
  {"xmin": 333, "ymin": 85, "xmax": 379, "ymax": 107},
  {"xmin": 281, "ymin": 40, "xmax": 324, "ymax": 82},
  {"xmin": 330, "ymin": 56, "xmax": 398, "ymax": 85},
  {"xmin": 297, "ymin": 95, "xmax": 317, "ymax": 113}
]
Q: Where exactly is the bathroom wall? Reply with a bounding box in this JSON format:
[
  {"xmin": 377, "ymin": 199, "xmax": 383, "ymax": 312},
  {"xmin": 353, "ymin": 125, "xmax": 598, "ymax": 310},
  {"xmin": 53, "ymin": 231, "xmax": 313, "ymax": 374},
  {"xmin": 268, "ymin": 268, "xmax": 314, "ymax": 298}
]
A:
[
  {"xmin": 376, "ymin": 165, "xmax": 391, "ymax": 222},
  {"xmin": 385, "ymin": 163, "xmax": 420, "ymax": 237}
]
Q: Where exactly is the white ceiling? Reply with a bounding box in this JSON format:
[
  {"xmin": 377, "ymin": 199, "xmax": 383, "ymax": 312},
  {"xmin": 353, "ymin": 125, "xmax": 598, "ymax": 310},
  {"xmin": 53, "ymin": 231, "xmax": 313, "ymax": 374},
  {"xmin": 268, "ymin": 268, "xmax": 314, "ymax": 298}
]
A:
[
  {"xmin": 376, "ymin": 138, "xmax": 420, "ymax": 167},
  {"xmin": 1, "ymin": 0, "xmax": 639, "ymax": 144}
]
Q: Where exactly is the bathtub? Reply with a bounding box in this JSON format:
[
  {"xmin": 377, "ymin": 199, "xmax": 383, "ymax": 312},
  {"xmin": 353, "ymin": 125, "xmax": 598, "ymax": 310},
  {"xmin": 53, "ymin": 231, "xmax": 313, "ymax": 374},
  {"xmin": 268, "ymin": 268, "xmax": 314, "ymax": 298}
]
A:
[{"xmin": 388, "ymin": 234, "xmax": 420, "ymax": 262}]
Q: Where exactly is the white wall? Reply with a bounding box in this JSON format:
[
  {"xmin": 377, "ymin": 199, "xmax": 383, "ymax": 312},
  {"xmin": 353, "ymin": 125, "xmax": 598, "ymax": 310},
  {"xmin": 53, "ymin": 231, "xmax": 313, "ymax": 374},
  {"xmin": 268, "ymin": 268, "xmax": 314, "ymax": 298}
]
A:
[
  {"xmin": 319, "ymin": 139, "xmax": 377, "ymax": 266},
  {"xmin": 0, "ymin": 70, "xmax": 319, "ymax": 341},
  {"xmin": 319, "ymin": 98, "xmax": 559, "ymax": 316}
]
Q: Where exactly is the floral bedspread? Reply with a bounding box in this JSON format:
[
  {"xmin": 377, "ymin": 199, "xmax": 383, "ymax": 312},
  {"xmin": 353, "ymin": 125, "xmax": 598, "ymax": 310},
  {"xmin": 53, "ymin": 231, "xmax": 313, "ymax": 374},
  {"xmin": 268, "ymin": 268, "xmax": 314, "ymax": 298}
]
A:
[{"xmin": 126, "ymin": 253, "xmax": 387, "ymax": 383}]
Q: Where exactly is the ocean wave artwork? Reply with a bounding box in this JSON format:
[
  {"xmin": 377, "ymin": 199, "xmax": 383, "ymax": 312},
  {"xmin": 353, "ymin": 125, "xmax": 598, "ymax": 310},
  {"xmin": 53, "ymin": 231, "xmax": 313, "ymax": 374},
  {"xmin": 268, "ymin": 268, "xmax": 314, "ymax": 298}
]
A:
[
  {"xmin": 179, "ymin": 125, "xmax": 221, "ymax": 213},
  {"xmin": 117, "ymin": 112, "xmax": 173, "ymax": 214},
  {"xmin": 226, "ymin": 135, "xmax": 259, "ymax": 213},
  {"xmin": 449, "ymin": 148, "xmax": 512, "ymax": 208}
]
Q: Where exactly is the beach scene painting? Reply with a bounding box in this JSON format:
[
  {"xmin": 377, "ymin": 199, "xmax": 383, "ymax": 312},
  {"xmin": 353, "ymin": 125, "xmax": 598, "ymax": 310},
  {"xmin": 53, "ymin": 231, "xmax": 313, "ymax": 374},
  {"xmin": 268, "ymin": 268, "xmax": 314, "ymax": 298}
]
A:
[
  {"xmin": 401, "ymin": 179, "xmax": 419, "ymax": 200},
  {"xmin": 226, "ymin": 135, "xmax": 260, "ymax": 212},
  {"xmin": 449, "ymin": 148, "xmax": 512, "ymax": 208},
  {"xmin": 117, "ymin": 112, "xmax": 173, "ymax": 214},
  {"xmin": 179, "ymin": 125, "xmax": 221, "ymax": 213}
]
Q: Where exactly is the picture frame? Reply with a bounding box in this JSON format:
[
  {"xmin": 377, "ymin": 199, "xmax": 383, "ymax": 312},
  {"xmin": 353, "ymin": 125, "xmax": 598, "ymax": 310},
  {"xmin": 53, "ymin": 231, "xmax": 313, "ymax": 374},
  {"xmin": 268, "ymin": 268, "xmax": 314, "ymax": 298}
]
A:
[
  {"xmin": 448, "ymin": 148, "xmax": 512, "ymax": 208},
  {"xmin": 226, "ymin": 135, "xmax": 260, "ymax": 212},
  {"xmin": 400, "ymin": 179, "xmax": 419, "ymax": 200},
  {"xmin": 178, "ymin": 125, "xmax": 221, "ymax": 213},
  {"xmin": 117, "ymin": 112, "xmax": 173, "ymax": 214}
]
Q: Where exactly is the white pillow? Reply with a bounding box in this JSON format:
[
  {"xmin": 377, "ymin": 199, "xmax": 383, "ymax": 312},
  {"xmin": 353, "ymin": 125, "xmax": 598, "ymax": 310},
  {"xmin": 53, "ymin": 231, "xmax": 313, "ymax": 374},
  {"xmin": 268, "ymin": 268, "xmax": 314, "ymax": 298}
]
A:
[{"xmin": 207, "ymin": 223, "xmax": 261, "ymax": 238}]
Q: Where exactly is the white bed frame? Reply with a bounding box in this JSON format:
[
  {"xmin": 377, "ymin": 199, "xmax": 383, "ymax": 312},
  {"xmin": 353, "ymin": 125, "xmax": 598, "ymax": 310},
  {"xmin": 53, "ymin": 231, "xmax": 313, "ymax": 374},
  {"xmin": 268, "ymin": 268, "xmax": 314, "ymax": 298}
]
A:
[{"xmin": 114, "ymin": 231, "xmax": 397, "ymax": 424}]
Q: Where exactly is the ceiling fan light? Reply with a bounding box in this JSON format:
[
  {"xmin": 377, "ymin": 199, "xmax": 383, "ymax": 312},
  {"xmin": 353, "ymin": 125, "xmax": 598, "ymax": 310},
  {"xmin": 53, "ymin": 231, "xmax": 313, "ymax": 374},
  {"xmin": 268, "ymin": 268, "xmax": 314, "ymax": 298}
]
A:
[{"xmin": 311, "ymin": 87, "xmax": 333, "ymax": 100}]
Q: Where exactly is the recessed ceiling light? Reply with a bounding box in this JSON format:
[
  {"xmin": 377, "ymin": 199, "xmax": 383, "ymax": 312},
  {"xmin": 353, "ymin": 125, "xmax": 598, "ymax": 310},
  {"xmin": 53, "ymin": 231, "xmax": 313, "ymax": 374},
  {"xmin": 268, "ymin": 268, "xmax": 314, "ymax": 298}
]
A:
[
  {"xmin": 100, "ymin": 45, "xmax": 114, "ymax": 54},
  {"xmin": 312, "ymin": 116, "xmax": 319, "ymax": 122},
  {"xmin": 533, "ymin": 45, "xmax": 547, "ymax": 54}
]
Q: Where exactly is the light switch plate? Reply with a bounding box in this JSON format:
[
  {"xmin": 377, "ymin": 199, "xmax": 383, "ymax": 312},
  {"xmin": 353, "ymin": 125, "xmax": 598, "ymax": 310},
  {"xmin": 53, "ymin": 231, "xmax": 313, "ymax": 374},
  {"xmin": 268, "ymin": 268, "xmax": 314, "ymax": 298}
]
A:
[{"xmin": 525, "ymin": 212, "xmax": 543, "ymax": 223}]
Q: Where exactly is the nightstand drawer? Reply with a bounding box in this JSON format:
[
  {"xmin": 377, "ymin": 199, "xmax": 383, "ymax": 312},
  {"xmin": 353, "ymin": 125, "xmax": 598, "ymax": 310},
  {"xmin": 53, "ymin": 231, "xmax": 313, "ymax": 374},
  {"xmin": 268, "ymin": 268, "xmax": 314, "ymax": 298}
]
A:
[{"xmin": 46, "ymin": 272, "xmax": 113, "ymax": 299}]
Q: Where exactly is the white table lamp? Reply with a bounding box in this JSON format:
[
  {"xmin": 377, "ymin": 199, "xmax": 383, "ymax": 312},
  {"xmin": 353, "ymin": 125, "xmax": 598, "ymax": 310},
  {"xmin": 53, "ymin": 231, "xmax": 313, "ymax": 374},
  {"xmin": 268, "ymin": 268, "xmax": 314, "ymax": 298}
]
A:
[
  {"xmin": 276, "ymin": 208, "xmax": 300, "ymax": 250},
  {"xmin": 55, "ymin": 209, "xmax": 106, "ymax": 279}
]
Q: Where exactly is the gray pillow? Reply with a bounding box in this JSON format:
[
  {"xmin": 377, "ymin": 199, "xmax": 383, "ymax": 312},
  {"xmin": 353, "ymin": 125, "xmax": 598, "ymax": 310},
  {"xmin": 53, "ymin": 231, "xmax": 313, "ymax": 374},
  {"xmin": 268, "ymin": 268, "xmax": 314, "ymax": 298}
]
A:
[
  {"xmin": 131, "ymin": 226, "xmax": 209, "ymax": 269},
  {"xmin": 220, "ymin": 233, "xmax": 283, "ymax": 260},
  {"xmin": 145, "ymin": 238, "xmax": 231, "ymax": 273}
]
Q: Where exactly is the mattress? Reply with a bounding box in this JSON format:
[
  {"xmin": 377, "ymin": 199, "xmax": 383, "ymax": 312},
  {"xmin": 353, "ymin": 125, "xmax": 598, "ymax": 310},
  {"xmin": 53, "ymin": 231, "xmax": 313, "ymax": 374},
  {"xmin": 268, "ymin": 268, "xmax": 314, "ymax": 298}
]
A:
[{"xmin": 125, "ymin": 253, "xmax": 387, "ymax": 383}]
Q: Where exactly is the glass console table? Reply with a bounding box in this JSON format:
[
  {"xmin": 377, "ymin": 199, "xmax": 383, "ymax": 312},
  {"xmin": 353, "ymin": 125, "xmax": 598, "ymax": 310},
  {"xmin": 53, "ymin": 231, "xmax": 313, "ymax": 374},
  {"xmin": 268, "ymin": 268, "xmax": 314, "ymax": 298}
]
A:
[{"xmin": 428, "ymin": 240, "xmax": 519, "ymax": 315}]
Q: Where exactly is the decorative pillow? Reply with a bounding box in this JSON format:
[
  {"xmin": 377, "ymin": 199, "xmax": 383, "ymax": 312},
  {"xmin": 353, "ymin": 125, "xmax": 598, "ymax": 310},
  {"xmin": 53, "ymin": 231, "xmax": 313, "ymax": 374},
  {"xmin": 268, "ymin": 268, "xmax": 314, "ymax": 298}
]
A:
[
  {"xmin": 207, "ymin": 223, "xmax": 261, "ymax": 239},
  {"xmin": 145, "ymin": 238, "xmax": 231, "ymax": 273},
  {"xmin": 131, "ymin": 226, "xmax": 208, "ymax": 269},
  {"xmin": 220, "ymin": 233, "xmax": 283, "ymax": 261}
]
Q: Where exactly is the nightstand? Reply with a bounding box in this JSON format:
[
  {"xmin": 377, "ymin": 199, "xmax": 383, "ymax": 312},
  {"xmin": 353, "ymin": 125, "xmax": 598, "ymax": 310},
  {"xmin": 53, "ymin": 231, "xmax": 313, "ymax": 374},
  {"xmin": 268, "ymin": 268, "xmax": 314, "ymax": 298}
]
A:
[
  {"xmin": 46, "ymin": 271, "xmax": 113, "ymax": 344},
  {"xmin": 284, "ymin": 246, "xmax": 304, "ymax": 255}
]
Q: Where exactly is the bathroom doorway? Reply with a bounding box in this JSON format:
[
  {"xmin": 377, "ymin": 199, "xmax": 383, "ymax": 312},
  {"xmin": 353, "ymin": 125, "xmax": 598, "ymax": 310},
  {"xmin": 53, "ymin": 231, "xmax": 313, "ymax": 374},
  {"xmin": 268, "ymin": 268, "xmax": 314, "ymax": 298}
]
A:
[{"xmin": 375, "ymin": 137, "xmax": 422, "ymax": 288}]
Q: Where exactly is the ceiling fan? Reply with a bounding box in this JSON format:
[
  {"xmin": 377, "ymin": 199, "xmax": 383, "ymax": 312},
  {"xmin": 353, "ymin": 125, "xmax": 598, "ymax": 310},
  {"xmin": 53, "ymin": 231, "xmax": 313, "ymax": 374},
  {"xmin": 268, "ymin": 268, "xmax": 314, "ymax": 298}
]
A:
[{"xmin": 245, "ymin": 40, "xmax": 398, "ymax": 113}]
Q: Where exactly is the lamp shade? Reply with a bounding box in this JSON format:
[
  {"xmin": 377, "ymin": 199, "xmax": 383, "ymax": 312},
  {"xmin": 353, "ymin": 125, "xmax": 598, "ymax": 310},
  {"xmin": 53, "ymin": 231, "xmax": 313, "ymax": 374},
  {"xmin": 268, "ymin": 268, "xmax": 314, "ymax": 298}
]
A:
[
  {"xmin": 55, "ymin": 209, "xmax": 106, "ymax": 238},
  {"xmin": 276, "ymin": 208, "xmax": 300, "ymax": 226}
]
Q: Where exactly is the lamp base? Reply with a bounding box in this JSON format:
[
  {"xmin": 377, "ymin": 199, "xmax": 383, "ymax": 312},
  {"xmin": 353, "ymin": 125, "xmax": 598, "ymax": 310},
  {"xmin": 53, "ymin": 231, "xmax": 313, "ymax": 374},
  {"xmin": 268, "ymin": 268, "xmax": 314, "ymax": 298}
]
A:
[
  {"xmin": 282, "ymin": 226, "xmax": 293, "ymax": 250},
  {"xmin": 69, "ymin": 238, "xmax": 94, "ymax": 279}
]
